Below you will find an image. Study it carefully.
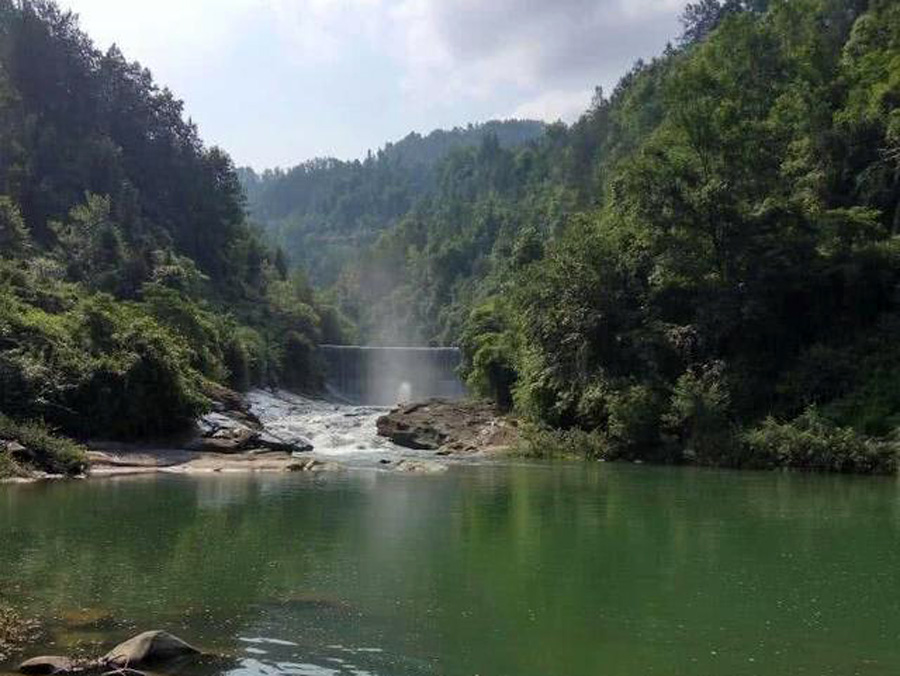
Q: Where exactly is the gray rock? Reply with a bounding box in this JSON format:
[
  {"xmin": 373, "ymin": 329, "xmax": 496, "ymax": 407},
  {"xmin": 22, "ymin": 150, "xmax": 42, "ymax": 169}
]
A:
[
  {"xmin": 286, "ymin": 458, "xmax": 341, "ymax": 473},
  {"xmin": 258, "ymin": 430, "xmax": 313, "ymax": 453},
  {"xmin": 197, "ymin": 412, "xmax": 246, "ymax": 435},
  {"xmin": 375, "ymin": 416, "xmax": 447, "ymax": 450},
  {"xmin": 190, "ymin": 414, "xmax": 260, "ymax": 453},
  {"xmin": 393, "ymin": 459, "xmax": 448, "ymax": 474},
  {"xmin": 18, "ymin": 656, "xmax": 75, "ymax": 674},
  {"xmin": 102, "ymin": 630, "xmax": 200, "ymax": 669}
]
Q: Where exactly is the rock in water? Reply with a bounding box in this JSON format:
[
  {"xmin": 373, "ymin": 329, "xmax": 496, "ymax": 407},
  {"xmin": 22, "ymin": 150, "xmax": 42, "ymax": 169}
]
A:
[
  {"xmin": 18, "ymin": 656, "xmax": 75, "ymax": 674},
  {"xmin": 393, "ymin": 459, "xmax": 448, "ymax": 474},
  {"xmin": 258, "ymin": 430, "xmax": 314, "ymax": 453},
  {"xmin": 102, "ymin": 630, "xmax": 200, "ymax": 668},
  {"xmin": 286, "ymin": 458, "xmax": 341, "ymax": 472},
  {"xmin": 376, "ymin": 399, "xmax": 518, "ymax": 454},
  {"xmin": 375, "ymin": 412, "xmax": 447, "ymax": 450}
]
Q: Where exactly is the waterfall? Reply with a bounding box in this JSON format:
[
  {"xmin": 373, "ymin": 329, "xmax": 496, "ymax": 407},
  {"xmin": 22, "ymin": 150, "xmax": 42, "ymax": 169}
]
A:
[{"xmin": 319, "ymin": 345, "xmax": 466, "ymax": 405}]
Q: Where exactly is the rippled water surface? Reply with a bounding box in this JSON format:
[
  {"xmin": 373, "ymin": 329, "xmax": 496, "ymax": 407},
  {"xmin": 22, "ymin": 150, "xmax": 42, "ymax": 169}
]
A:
[{"xmin": 2, "ymin": 462, "xmax": 900, "ymax": 675}]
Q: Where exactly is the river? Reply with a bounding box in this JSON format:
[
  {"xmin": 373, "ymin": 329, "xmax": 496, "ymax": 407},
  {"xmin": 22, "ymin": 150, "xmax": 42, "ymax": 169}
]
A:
[{"xmin": 2, "ymin": 396, "xmax": 900, "ymax": 675}]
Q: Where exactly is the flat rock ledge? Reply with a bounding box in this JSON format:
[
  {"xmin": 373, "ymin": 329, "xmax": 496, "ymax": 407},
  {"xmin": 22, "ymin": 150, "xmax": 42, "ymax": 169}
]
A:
[
  {"xmin": 87, "ymin": 448, "xmax": 342, "ymax": 477},
  {"xmin": 376, "ymin": 399, "xmax": 519, "ymax": 455},
  {"xmin": 85, "ymin": 388, "xmax": 329, "ymax": 478}
]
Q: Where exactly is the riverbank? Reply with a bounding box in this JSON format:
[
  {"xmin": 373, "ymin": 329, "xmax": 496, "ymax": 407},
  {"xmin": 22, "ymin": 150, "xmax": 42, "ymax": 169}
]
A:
[
  {"xmin": 1, "ymin": 390, "xmax": 474, "ymax": 483},
  {"xmin": 6, "ymin": 387, "xmax": 896, "ymax": 483}
]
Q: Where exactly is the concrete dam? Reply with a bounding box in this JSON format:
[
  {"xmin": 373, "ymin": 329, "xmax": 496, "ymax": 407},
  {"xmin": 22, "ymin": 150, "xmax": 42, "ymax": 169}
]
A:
[{"xmin": 319, "ymin": 345, "xmax": 466, "ymax": 406}]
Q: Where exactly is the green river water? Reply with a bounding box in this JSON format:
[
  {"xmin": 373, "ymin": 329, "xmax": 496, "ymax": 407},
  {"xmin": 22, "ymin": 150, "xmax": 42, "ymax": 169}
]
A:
[{"xmin": 1, "ymin": 463, "xmax": 899, "ymax": 675}]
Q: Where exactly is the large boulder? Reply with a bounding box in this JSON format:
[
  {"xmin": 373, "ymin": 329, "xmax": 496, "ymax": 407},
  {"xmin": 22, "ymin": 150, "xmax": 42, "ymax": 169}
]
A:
[
  {"xmin": 257, "ymin": 430, "xmax": 314, "ymax": 454},
  {"xmin": 102, "ymin": 631, "xmax": 200, "ymax": 669},
  {"xmin": 376, "ymin": 414, "xmax": 447, "ymax": 450},
  {"xmin": 193, "ymin": 411, "xmax": 313, "ymax": 455},
  {"xmin": 201, "ymin": 381, "xmax": 259, "ymax": 424},
  {"xmin": 192, "ymin": 413, "xmax": 259, "ymax": 453},
  {"xmin": 376, "ymin": 399, "xmax": 518, "ymax": 455},
  {"xmin": 18, "ymin": 656, "xmax": 75, "ymax": 674}
]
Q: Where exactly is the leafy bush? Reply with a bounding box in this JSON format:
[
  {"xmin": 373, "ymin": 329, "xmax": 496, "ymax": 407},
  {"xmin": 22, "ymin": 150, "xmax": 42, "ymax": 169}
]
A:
[
  {"xmin": 459, "ymin": 299, "xmax": 519, "ymax": 409},
  {"xmin": 0, "ymin": 198, "xmax": 29, "ymax": 259},
  {"xmin": 606, "ymin": 384, "xmax": 667, "ymax": 460},
  {"xmin": 514, "ymin": 423, "xmax": 610, "ymax": 461},
  {"xmin": 778, "ymin": 316, "xmax": 900, "ymax": 436},
  {"xmin": 0, "ymin": 414, "xmax": 87, "ymax": 477},
  {"xmin": 0, "ymin": 285, "xmax": 209, "ymax": 439},
  {"xmin": 140, "ymin": 284, "xmax": 230, "ymax": 382},
  {"xmin": 742, "ymin": 408, "xmax": 897, "ymax": 474},
  {"xmin": 663, "ymin": 364, "xmax": 738, "ymax": 464}
]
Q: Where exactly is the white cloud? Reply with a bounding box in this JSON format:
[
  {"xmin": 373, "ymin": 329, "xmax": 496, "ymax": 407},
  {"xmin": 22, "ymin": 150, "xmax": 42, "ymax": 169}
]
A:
[
  {"xmin": 65, "ymin": 0, "xmax": 258, "ymax": 68},
  {"xmin": 67, "ymin": 0, "xmax": 688, "ymax": 118},
  {"xmin": 386, "ymin": 0, "xmax": 689, "ymax": 117},
  {"xmin": 265, "ymin": 0, "xmax": 386, "ymax": 63},
  {"xmin": 62, "ymin": 0, "xmax": 690, "ymax": 164},
  {"xmin": 510, "ymin": 88, "xmax": 593, "ymax": 123}
]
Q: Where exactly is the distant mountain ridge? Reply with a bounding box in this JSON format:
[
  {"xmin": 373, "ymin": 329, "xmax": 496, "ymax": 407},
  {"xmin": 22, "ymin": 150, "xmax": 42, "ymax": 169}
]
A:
[
  {"xmin": 376, "ymin": 120, "xmax": 547, "ymax": 169},
  {"xmin": 237, "ymin": 119, "xmax": 546, "ymax": 284}
]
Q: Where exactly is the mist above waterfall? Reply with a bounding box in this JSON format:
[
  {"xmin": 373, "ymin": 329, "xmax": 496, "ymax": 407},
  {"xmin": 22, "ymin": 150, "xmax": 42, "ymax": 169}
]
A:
[{"xmin": 320, "ymin": 345, "xmax": 466, "ymax": 406}]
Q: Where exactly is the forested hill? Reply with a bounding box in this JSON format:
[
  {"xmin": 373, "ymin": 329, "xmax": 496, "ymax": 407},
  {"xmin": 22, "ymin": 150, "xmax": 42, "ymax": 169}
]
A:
[
  {"xmin": 256, "ymin": 0, "xmax": 900, "ymax": 472},
  {"xmin": 0, "ymin": 0, "xmax": 341, "ymax": 468},
  {"xmin": 238, "ymin": 120, "xmax": 545, "ymax": 284}
]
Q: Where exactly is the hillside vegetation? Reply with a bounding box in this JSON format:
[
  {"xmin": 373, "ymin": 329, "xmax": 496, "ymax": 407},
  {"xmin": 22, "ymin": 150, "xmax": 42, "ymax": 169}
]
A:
[
  {"xmin": 0, "ymin": 0, "xmax": 342, "ymax": 473},
  {"xmin": 249, "ymin": 0, "xmax": 900, "ymax": 472},
  {"xmin": 240, "ymin": 120, "xmax": 545, "ymax": 286}
]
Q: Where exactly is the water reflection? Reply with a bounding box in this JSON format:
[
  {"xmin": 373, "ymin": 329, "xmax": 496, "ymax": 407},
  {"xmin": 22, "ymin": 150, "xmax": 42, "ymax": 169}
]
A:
[{"xmin": 1, "ymin": 466, "xmax": 899, "ymax": 675}]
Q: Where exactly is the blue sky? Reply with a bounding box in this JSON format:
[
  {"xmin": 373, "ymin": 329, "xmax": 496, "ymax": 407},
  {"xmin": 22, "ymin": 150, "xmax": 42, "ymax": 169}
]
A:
[{"xmin": 63, "ymin": 0, "xmax": 689, "ymax": 170}]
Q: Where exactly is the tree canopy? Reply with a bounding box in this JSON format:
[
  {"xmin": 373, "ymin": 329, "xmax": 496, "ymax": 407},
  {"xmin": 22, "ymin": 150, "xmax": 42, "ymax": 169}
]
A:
[
  {"xmin": 0, "ymin": 0, "xmax": 343, "ymax": 443},
  {"xmin": 247, "ymin": 0, "xmax": 900, "ymax": 472}
]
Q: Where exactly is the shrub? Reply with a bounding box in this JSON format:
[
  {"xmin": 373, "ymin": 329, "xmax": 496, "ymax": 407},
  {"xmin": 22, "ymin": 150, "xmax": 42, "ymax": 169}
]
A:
[
  {"xmin": 140, "ymin": 284, "xmax": 229, "ymax": 382},
  {"xmin": 459, "ymin": 299, "xmax": 518, "ymax": 409},
  {"xmin": 663, "ymin": 363, "xmax": 738, "ymax": 464},
  {"xmin": 778, "ymin": 318, "xmax": 900, "ymax": 436},
  {"xmin": 742, "ymin": 407, "xmax": 897, "ymax": 474},
  {"xmin": 0, "ymin": 414, "xmax": 87, "ymax": 477},
  {"xmin": 0, "ymin": 197, "xmax": 29, "ymax": 259},
  {"xmin": 605, "ymin": 384, "xmax": 667, "ymax": 460},
  {"xmin": 466, "ymin": 331, "xmax": 518, "ymax": 410},
  {"xmin": 514, "ymin": 423, "xmax": 610, "ymax": 460},
  {"xmin": 0, "ymin": 288, "xmax": 209, "ymax": 439}
]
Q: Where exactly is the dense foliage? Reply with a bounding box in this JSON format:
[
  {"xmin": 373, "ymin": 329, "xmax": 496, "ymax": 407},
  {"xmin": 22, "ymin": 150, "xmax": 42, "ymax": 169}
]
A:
[
  {"xmin": 0, "ymin": 0, "xmax": 340, "ymax": 461},
  {"xmin": 239, "ymin": 121, "xmax": 545, "ymax": 286},
  {"xmin": 0, "ymin": 413, "xmax": 86, "ymax": 478},
  {"xmin": 249, "ymin": 0, "xmax": 900, "ymax": 472}
]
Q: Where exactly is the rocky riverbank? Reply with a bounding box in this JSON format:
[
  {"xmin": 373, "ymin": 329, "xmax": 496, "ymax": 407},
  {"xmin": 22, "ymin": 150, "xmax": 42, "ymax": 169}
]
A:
[
  {"xmin": 2, "ymin": 391, "xmax": 516, "ymax": 483},
  {"xmin": 0, "ymin": 390, "xmax": 333, "ymax": 483},
  {"xmin": 376, "ymin": 399, "xmax": 519, "ymax": 455},
  {"xmin": 16, "ymin": 629, "xmax": 208, "ymax": 675},
  {"xmin": 85, "ymin": 390, "xmax": 337, "ymax": 478}
]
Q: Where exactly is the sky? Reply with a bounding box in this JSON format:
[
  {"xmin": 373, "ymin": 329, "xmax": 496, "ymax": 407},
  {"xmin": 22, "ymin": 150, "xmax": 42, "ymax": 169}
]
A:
[{"xmin": 62, "ymin": 0, "xmax": 690, "ymax": 170}]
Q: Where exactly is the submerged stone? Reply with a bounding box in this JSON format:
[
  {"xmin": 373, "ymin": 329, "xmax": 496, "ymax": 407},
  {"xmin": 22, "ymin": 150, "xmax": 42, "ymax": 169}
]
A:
[
  {"xmin": 18, "ymin": 656, "xmax": 74, "ymax": 674},
  {"xmin": 286, "ymin": 458, "xmax": 340, "ymax": 472},
  {"xmin": 102, "ymin": 630, "xmax": 200, "ymax": 668},
  {"xmin": 393, "ymin": 459, "xmax": 448, "ymax": 474}
]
